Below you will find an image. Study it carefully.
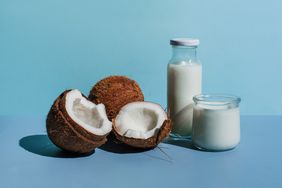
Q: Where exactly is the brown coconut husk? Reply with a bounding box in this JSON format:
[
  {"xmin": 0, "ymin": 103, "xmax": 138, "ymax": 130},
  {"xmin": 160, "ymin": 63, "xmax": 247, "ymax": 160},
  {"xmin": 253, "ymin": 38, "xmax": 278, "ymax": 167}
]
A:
[
  {"xmin": 112, "ymin": 119, "xmax": 172, "ymax": 148},
  {"xmin": 88, "ymin": 76, "xmax": 144, "ymax": 120},
  {"xmin": 46, "ymin": 90, "xmax": 109, "ymax": 154}
]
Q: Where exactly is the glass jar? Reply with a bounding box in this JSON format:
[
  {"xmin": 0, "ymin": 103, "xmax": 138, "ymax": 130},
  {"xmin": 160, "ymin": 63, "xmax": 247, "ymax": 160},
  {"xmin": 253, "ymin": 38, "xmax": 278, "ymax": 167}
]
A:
[
  {"xmin": 167, "ymin": 38, "xmax": 202, "ymax": 139},
  {"xmin": 192, "ymin": 94, "xmax": 241, "ymax": 151}
]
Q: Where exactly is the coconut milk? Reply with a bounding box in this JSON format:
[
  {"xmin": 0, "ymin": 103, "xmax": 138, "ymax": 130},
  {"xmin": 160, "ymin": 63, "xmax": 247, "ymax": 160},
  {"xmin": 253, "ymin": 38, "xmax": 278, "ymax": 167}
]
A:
[
  {"xmin": 192, "ymin": 104, "xmax": 240, "ymax": 151},
  {"xmin": 168, "ymin": 61, "xmax": 202, "ymax": 136}
]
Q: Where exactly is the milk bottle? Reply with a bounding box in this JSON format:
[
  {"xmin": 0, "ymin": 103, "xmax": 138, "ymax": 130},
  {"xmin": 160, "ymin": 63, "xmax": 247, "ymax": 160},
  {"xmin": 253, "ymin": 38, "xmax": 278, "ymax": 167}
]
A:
[{"xmin": 167, "ymin": 38, "xmax": 202, "ymax": 139}]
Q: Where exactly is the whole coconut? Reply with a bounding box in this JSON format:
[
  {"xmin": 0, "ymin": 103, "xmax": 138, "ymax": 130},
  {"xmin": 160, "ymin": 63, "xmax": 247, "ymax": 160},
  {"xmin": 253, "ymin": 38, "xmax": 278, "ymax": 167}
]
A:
[{"xmin": 88, "ymin": 76, "xmax": 144, "ymax": 120}]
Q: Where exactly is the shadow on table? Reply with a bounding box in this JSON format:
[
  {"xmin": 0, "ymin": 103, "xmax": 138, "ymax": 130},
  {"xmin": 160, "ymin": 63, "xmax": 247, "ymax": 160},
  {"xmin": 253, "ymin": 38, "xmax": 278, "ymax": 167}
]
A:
[
  {"xmin": 163, "ymin": 138, "xmax": 231, "ymax": 152},
  {"xmin": 19, "ymin": 134, "xmax": 94, "ymax": 158},
  {"xmin": 99, "ymin": 134, "xmax": 150, "ymax": 154},
  {"xmin": 162, "ymin": 137, "xmax": 200, "ymax": 151}
]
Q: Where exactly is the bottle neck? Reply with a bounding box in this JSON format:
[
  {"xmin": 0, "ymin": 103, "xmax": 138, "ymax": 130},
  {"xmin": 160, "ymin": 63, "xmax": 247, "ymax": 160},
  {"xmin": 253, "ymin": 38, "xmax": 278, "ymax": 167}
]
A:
[{"xmin": 171, "ymin": 46, "xmax": 197, "ymax": 62}]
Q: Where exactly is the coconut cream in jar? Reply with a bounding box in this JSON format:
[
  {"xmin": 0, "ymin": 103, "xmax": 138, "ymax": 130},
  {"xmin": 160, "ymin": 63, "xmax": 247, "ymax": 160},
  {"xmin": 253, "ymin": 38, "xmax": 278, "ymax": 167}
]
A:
[{"xmin": 192, "ymin": 94, "xmax": 241, "ymax": 151}]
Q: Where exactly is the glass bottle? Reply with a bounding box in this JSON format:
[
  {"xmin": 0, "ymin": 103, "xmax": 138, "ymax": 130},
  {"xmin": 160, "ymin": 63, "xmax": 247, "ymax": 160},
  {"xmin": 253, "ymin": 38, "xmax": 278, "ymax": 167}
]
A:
[{"xmin": 167, "ymin": 38, "xmax": 202, "ymax": 139}]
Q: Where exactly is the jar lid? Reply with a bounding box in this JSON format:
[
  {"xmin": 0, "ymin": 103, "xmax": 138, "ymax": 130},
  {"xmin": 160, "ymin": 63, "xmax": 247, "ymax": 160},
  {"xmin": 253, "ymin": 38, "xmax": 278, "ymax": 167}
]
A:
[{"xmin": 170, "ymin": 38, "xmax": 200, "ymax": 47}]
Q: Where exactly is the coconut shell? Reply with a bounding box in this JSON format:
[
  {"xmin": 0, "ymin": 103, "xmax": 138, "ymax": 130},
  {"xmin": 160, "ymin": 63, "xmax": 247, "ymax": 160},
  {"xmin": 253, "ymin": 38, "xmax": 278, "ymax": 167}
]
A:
[
  {"xmin": 88, "ymin": 76, "xmax": 144, "ymax": 120},
  {"xmin": 46, "ymin": 90, "xmax": 109, "ymax": 154},
  {"xmin": 112, "ymin": 119, "xmax": 172, "ymax": 148}
]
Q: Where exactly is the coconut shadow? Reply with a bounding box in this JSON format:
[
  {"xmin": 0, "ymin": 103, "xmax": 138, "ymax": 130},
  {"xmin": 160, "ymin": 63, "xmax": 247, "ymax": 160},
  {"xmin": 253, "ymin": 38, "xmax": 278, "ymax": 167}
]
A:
[
  {"xmin": 19, "ymin": 135, "xmax": 94, "ymax": 158},
  {"xmin": 99, "ymin": 135, "xmax": 150, "ymax": 154}
]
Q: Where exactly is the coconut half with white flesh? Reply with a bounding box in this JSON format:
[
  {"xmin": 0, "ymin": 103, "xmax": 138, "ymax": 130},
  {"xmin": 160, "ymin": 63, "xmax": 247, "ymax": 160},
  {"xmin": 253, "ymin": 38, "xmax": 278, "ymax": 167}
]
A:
[
  {"xmin": 46, "ymin": 89, "xmax": 112, "ymax": 153},
  {"xmin": 112, "ymin": 102, "xmax": 172, "ymax": 148}
]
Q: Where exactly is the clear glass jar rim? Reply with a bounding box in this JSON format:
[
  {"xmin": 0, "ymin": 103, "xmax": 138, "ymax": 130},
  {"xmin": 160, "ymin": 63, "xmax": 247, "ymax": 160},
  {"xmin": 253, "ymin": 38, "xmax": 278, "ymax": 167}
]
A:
[{"xmin": 193, "ymin": 94, "xmax": 241, "ymax": 106}]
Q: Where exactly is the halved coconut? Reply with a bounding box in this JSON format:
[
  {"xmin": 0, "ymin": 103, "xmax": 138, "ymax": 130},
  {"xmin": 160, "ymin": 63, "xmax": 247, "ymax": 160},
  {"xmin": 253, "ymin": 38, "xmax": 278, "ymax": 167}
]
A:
[
  {"xmin": 88, "ymin": 76, "xmax": 144, "ymax": 120},
  {"xmin": 46, "ymin": 89, "xmax": 112, "ymax": 154},
  {"xmin": 112, "ymin": 102, "xmax": 172, "ymax": 148}
]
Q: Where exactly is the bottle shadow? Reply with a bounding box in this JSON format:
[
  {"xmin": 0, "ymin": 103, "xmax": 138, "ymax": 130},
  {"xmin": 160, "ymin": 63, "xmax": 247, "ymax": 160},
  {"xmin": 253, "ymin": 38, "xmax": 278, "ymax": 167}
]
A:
[
  {"xmin": 99, "ymin": 134, "xmax": 150, "ymax": 154},
  {"xmin": 19, "ymin": 135, "xmax": 94, "ymax": 158},
  {"xmin": 162, "ymin": 137, "xmax": 200, "ymax": 151}
]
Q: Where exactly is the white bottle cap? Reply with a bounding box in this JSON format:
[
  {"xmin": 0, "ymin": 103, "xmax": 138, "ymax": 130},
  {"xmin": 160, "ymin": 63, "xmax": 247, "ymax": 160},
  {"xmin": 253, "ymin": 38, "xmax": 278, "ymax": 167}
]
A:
[{"xmin": 170, "ymin": 38, "xmax": 200, "ymax": 47}]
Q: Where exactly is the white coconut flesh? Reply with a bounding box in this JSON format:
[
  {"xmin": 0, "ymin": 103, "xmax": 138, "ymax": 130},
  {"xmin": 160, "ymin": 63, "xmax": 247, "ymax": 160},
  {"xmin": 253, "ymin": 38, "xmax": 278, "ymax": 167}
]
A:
[
  {"xmin": 115, "ymin": 102, "xmax": 167, "ymax": 139},
  {"xmin": 65, "ymin": 90, "xmax": 112, "ymax": 136}
]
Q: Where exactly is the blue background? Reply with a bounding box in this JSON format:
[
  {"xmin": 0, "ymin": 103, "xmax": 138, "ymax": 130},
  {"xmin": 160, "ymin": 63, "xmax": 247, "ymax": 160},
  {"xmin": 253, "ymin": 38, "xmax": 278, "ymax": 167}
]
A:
[{"xmin": 1, "ymin": 0, "xmax": 281, "ymax": 115}]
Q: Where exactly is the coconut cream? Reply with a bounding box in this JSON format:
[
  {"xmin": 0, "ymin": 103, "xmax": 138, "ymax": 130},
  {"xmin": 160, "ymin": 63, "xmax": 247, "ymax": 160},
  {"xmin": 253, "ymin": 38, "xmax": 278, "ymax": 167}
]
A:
[{"xmin": 192, "ymin": 94, "xmax": 241, "ymax": 151}]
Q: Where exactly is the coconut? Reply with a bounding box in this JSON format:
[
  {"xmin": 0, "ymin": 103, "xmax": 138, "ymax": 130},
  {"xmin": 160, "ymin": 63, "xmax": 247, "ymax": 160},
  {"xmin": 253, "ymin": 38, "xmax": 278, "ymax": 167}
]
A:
[
  {"xmin": 46, "ymin": 89, "xmax": 112, "ymax": 154},
  {"xmin": 88, "ymin": 76, "xmax": 144, "ymax": 120},
  {"xmin": 112, "ymin": 102, "xmax": 172, "ymax": 148}
]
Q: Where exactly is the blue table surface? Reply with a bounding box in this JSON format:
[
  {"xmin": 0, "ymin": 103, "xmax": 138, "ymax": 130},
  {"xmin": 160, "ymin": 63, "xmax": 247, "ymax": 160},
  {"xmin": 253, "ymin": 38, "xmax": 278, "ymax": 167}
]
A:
[{"xmin": 0, "ymin": 116, "xmax": 282, "ymax": 188}]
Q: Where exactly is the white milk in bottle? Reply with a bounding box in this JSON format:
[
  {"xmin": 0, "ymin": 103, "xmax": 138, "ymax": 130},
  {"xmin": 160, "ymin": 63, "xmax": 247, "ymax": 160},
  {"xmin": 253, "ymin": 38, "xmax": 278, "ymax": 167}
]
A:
[{"xmin": 167, "ymin": 38, "xmax": 202, "ymax": 139}]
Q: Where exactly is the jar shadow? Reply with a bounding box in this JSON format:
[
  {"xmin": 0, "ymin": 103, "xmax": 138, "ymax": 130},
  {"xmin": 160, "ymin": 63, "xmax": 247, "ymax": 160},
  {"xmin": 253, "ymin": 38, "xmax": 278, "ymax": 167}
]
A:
[{"xmin": 163, "ymin": 137, "xmax": 236, "ymax": 153}]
